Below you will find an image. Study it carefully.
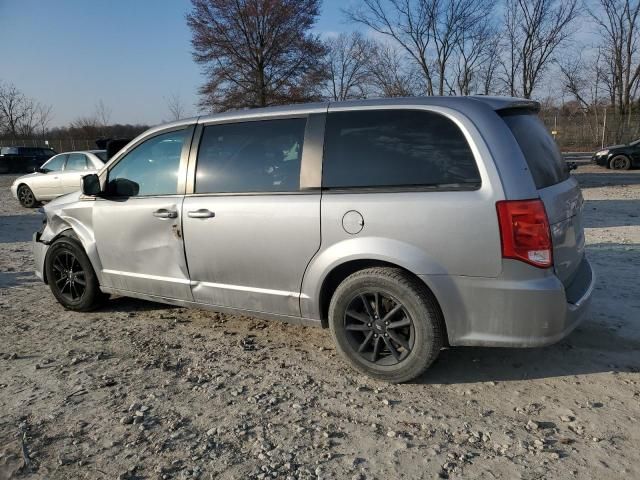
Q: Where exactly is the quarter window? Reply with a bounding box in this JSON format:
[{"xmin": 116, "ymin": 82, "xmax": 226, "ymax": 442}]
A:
[
  {"xmin": 322, "ymin": 110, "xmax": 480, "ymax": 189},
  {"xmin": 65, "ymin": 153, "xmax": 88, "ymax": 171},
  {"xmin": 195, "ymin": 118, "xmax": 306, "ymax": 194},
  {"xmin": 107, "ymin": 129, "xmax": 188, "ymax": 197}
]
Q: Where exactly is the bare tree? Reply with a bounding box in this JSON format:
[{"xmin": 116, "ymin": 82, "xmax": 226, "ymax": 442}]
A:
[
  {"xmin": 501, "ymin": 0, "xmax": 579, "ymax": 98},
  {"xmin": 589, "ymin": 0, "xmax": 640, "ymax": 117},
  {"xmin": 94, "ymin": 100, "xmax": 112, "ymax": 127},
  {"xmin": 187, "ymin": 0, "xmax": 327, "ymax": 111},
  {"xmin": 450, "ymin": 17, "xmax": 498, "ymax": 95},
  {"xmin": 346, "ymin": 0, "xmax": 494, "ymax": 96},
  {"xmin": 35, "ymin": 103, "xmax": 54, "ymax": 138},
  {"xmin": 324, "ymin": 32, "xmax": 375, "ymax": 101},
  {"xmin": 0, "ymin": 82, "xmax": 32, "ymax": 137},
  {"xmin": 368, "ymin": 44, "xmax": 423, "ymax": 97},
  {"xmin": 346, "ymin": 0, "xmax": 438, "ymax": 95},
  {"xmin": 166, "ymin": 92, "xmax": 189, "ymax": 121}
]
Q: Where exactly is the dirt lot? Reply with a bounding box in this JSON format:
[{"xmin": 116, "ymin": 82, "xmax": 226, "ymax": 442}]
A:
[{"xmin": 0, "ymin": 165, "xmax": 639, "ymax": 480}]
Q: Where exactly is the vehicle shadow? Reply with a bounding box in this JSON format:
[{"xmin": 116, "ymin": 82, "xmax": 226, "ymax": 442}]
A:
[
  {"xmin": 96, "ymin": 295, "xmax": 177, "ymax": 314},
  {"xmin": 0, "ymin": 214, "xmax": 42, "ymax": 243}
]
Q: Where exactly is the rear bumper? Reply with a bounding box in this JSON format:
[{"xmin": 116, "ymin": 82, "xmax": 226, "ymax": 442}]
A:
[
  {"xmin": 424, "ymin": 258, "xmax": 595, "ymax": 347},
  {"xmin": 33, "ymin": 231, "xmax": 49, "ymax": 282}
]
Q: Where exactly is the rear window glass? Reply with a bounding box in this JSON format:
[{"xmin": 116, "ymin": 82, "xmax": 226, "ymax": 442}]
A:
[
  {"xmin": 501, "ymin": 112, "xmax": 569, "ymax": 189},
  {"xmin": 323, "ymin": 110, "xmax": 480, "ymax": 189}
]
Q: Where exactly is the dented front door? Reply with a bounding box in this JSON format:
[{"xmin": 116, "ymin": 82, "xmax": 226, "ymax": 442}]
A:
[{"xmin": 92, "ymin": 196, "xmax": 192, "ymax": 300}]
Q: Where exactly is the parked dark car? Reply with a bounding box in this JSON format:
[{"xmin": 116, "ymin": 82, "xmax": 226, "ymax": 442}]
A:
[
  {"xmin": 592, "ymin": 140, "xmax": 640, "ymax": 170},
  {"xmin": 0, "ymin": 146, "xmax": 57, "ymax": 174}
]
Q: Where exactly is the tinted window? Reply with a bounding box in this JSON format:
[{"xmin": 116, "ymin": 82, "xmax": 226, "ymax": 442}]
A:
[
  {"xmin": 94, "ymin": 151, "xmax": 107, "ymax": 162},
  {"xmin": 0, "ymin": 147, "xmax": 19, "ymax": 155},
  {"xmin": 323, "ymin": 110, "xmax": 480, "ymax": 189},
  {"xmin": 501, "ymin": 112, "xmax": 569, "ymax": 189},
  {"xmin": 42, "ymin": 154, "xmax": 67, "ymax": 171},
  {"xmin": 195, "ymin": 118, "xmax": 306, "ymax": 193},
  {"xmin": 108, "ymin": 129, "xmax": 188, "ymax": 197},
  {"xmin": 65, "ymin": 153, "xmax": 88, "ymax": 171}
]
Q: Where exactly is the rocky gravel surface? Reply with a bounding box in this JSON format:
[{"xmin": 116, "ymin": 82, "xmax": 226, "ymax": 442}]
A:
[{"xmin": 1, "ymin": 165, "xmax": 639, "ymax": 479}]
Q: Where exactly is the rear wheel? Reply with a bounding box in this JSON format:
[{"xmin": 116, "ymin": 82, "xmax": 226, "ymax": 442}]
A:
[
  {"xmin": 609, "ymin": 155, "xmax": 631, "ymax": 170},
  {"xmin": 45, "ymin": 236, "xmax": 106, "ymax": 311},
  {"xmin": 17, "ymin": 184, "xmax": 37, "ymax": 208},
  {"xmin": 328, "ymin": 267, "xmax": 444, "ymax": 383}
]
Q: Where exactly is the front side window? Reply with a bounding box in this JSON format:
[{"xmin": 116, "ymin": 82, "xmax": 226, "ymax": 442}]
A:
[
  {"xmin": 323, "ymin": 110, "xmax": 481, "ymax": 189},
  {"xmin": 107, "ymin": 129, "xmax": 188, "ymax": 197},
  {"xmin": 42, "ymin": 154, "xmax": 67, "ymax": 172},
  {"xmin": 65, "ymin": 153, "xmax": 88, "ymax": 171},
  {"xmin": 195, "ymin": 118, "xmax": 306, "ymax": 194}
]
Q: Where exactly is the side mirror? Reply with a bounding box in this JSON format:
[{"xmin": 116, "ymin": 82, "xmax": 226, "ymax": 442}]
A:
[{"xmin": 81, "ymin": 173, "xmax": 101, "ymax": 196}]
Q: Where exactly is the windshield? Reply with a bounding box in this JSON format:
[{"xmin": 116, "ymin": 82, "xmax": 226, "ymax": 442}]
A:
[{"xmin": 629, "ymin": 138, "xmax": 640, "ymax": 146}]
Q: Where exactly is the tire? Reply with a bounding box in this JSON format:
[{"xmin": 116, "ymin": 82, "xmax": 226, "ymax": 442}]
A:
[
  {"xmin": 17, "ymin": 184, "xmax": 38, "ymax": 208},
  {"xmin": 609, "ymin": 155, "xmax": 631, "ymax": 170},
  {"xmin": 44, "ymin": 236, "xmax": 106, "ymax": 312},
  {"xmin": 328, "ymin": 267, "xmax": 444, "ymax": 383}
]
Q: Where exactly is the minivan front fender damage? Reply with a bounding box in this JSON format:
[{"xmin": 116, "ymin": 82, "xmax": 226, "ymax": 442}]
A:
[
  {"xmin": 300, "ymin": 236, "xmax": 447, "ymax": 320},
  {"xmin": 36, "ymin": 195, "xmax": 103, "ymax": 285}
]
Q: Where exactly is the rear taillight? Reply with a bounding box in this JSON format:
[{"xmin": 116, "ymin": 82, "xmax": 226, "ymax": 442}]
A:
[{"xmin": 496, "ymin": 199, "xmax": 553, "ymax": 268}]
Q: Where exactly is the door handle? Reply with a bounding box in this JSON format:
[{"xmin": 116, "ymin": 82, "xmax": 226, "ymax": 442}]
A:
[
  {"xmin": 153, "ymin": 209, "xmax": 178, "ymax": 219},
  {"xmin": 187, "ymin": 209, "xmax": 215, "ymax": 218}
]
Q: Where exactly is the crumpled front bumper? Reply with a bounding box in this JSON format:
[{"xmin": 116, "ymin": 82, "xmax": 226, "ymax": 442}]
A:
[{"xmin": 33, "ymin": 231, "xmax": 49, "ymax": 282}]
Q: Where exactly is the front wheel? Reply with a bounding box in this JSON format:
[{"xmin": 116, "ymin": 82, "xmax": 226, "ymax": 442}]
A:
[
  {"xmin": 17, "ymin": 184, "xmax": 38, "ymax": 208},
  {"xmin": 610, "ymin": 155, "xmax": 631, "ymax": 170},
  {"xmin": 44, "ymin": 236, "xmax": 106, "ymax": 311},
  {"xmin": 328, "ymin": 267, "xmax": 444, "ymax": 383}
]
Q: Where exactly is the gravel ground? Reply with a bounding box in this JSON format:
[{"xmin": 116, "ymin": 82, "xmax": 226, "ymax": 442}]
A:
[{"xmin": 1, "ymin": 165, "xmax": 639, "ymax": 480}]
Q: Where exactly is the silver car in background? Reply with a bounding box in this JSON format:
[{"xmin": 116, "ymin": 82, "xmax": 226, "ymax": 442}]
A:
[
  {"xmin": 11, "ymin": 150, "xmax": 106, "ymax": 208},
  {"xmin": 32, "ymin": 97, "xmax": 595, "ymax": 383}
]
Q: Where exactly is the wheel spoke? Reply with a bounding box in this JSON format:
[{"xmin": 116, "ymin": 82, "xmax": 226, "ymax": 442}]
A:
[
  {"xmin": 345, "ymin": 324, "xmax": 370, "ymax": 332},
  {"xmin": 55, "ymin": 276, "xmax": 66, "ymax": 286},
  {"xmin": 74, "ymin": 276, "xmax": 86, "ymax": 286},
  {"xmin": 387, "ymin": 316, "xmax": 411, "ymax": 329},
  {"xmin": 381, "ymin": 303, "xmax": 403, "ymax": 322},
  {"xmin": 357, "ymin": 331, "xmax": 374, "ymax": 353},
  {"xmin": 346, "ymin": 309, "xmax": 370, "ymax": 324},
  {"xmin": 388, "ymin": 330, "xmax": 410, "ymax": 351},
  {"xmin": 371, "ymin": 336, "xmax": 382, "ymax": 362},
  {"xmin": 360, "ymin": 294, "xmax": 375, "ymax": 320},
  {"xmin": 61, "ymin": 280, "xmax": 71, "ymax": 293},
  {"xmin": 382, "ymin": 335, "xmax": 401, "ymax": 360},
  {"xmin": 373, "ymin": 292, "xmax": 380, "ymax": 318}
]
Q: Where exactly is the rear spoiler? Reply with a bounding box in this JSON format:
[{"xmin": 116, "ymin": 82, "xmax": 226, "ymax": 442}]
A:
[{"xmin": 495, "ymin": 100, "xmax": 540, "ymax": 114}]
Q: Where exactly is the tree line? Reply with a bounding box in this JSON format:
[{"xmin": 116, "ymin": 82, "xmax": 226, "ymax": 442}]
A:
[
  {"xmin": 4, "ymin": 0, "xmax": 640, "ymax": 148},
  {"xmin": 187, "ymin": 0, "xmax": 640, "ymax": 143}
]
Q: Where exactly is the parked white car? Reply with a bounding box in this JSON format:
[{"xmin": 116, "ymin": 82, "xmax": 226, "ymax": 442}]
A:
[{"xmin": 10, "ymin": 150, "xmax": 106, "ymax": 208}]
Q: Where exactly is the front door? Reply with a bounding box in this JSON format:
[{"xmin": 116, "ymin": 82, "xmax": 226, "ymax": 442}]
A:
[
  {"xmin": 92, "ymin": 127, "xmax": 194, "ymax": 300},
  {"xmin": 182, "ymin": 117, "xmax": 321, "ymax": 317}
]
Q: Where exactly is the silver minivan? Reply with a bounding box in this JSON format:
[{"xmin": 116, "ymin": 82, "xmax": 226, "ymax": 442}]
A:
[{"xmin": 32, "ymin": 97, "xmax": 595, "ymax": 383}]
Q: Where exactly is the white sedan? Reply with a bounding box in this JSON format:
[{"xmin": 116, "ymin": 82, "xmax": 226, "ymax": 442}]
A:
[{"xmin": 10, "ymin": 150, "xmax": 106, "ymax": 208}]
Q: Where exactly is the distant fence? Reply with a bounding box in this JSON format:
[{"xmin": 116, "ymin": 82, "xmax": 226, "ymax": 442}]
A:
[
  {"xmin": 0, "ymin": 138, "xmax": 99, "ymax": 153},
  {"xmin": 540, "ymin": 112, "xmax": 640, "ymax": 152}
]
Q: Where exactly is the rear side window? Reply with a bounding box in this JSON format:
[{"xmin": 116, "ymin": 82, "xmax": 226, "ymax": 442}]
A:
[
  {"xmin": 501, "ymin": 112, "xmax": 569, "ymax": 189},
  {"xmin": 322, "ymin": 110, "xmax": 480, "ymax": 189},
  {"xmin": 65, "ymin": 153, "xmax": 88, "ymax": 171},
  {"xmin": 195, "ymin": 118, "xmax": 306, "ymax": 194}
]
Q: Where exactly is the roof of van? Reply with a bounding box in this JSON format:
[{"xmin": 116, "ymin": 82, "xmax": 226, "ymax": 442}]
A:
[{"xmin": 190, "ymin": 96, "xmax": 540, "ymax": 124}]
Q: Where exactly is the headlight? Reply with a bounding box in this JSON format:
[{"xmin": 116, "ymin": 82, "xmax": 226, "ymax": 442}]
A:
[{"xmin": 598, "ymin": 150, "xmax": 609, "ymax": 156}]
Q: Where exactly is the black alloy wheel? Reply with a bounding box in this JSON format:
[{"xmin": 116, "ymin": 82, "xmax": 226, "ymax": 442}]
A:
[
  {"xmin": 343, "ymin": 291, "xmax": 415, "ymax": 365},
  {"xmin": 50, "ymin": 250, "xmax": 87, "ymax": 302}
]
